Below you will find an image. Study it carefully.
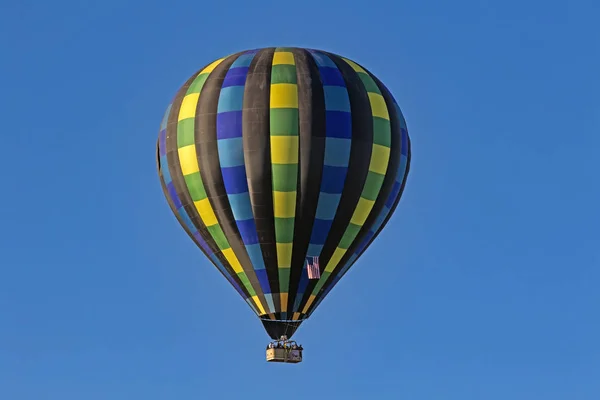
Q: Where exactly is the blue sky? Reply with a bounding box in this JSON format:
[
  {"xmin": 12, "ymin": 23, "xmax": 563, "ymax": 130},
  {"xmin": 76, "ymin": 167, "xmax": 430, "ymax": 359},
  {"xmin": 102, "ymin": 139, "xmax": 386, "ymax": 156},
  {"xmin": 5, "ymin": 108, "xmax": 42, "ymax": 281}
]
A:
[{"xmin": 1, "ymin": 0, "xmax": 599, "ymax": 399}]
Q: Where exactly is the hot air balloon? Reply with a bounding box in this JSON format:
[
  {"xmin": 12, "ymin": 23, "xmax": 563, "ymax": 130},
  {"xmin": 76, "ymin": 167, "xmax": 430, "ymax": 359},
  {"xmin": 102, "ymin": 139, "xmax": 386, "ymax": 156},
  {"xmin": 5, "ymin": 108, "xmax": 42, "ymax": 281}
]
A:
[{"xmin": 156, "ymin": 47, "xmax": 411, "ymax": 363}]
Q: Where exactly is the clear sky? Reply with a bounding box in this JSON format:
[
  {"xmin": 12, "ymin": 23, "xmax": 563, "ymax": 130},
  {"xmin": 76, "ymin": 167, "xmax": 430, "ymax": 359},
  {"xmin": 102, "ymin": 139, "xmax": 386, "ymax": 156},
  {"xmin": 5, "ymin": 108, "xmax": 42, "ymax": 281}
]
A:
[{"xmin": 1, "ymin": 0, "xmax": 599, "ymax": 399}]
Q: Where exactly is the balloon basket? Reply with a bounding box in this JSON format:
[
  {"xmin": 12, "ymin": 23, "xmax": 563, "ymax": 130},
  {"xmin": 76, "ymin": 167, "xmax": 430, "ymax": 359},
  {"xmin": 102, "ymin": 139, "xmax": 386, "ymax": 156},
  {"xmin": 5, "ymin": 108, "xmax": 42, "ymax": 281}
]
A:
[{"xmin": 265, "ymin": 336, "xmax": 303, "ymax": 364}]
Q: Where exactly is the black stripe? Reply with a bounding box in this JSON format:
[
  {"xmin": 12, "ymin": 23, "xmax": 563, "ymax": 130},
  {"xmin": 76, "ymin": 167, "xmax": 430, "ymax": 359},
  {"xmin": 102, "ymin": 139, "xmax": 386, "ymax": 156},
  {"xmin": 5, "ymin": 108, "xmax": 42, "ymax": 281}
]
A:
[
  {"xmin": 297, "ymin": 51, "xmax": 375, "ymax": 311},
  {"xmin": 286, "ymin": 48, "xmax": 327, "ymax": 315},
  {"xmin": 195, "ymin": 53, "xmax": 270, "ymax": 311},
  {"xmin": 262, "ymin": 319, "xmax": 302, "ymax": 340},
  {"xmin": 305, "ymin": 73, "xmax": 404, "ymax": 314},
  {"xmin": 164, "ymin": 58, "xmax": 250, "ymax": 299},
  {"xmin": 242, "ymin": 48, "xmax": 281, "ymax": 310}
]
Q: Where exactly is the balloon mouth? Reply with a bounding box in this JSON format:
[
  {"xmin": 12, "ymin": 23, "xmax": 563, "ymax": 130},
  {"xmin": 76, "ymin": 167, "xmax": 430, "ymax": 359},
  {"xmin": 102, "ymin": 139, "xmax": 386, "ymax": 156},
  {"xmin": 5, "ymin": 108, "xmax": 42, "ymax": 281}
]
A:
[{"xmin": 261, "ymin": 319, "xmax": 304, "ymax": 340}]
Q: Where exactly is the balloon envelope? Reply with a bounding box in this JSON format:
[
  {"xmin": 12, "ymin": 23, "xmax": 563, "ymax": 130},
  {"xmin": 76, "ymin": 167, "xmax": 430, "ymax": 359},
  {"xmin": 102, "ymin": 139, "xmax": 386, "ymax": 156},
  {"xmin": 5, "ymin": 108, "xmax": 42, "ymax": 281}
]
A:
[{"xmin": 156, "ymin": 47, "xmax": 411, "ymax": 339}]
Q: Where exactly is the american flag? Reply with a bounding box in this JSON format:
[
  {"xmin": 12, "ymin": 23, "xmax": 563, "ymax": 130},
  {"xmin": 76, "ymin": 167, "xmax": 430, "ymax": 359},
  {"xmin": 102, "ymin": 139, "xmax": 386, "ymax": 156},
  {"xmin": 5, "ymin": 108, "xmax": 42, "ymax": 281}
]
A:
[{"xmin": 306, "ymin": 256, "xmax": 321, "ymax": 279}]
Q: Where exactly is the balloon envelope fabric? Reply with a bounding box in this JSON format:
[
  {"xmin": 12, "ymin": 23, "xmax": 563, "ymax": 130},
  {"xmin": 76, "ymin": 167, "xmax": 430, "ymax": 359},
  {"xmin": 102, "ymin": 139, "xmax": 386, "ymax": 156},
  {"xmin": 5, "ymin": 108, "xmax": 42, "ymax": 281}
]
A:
[{"xmin": 156, "ymin": 47, "xmax": 411, "ymax": 339}]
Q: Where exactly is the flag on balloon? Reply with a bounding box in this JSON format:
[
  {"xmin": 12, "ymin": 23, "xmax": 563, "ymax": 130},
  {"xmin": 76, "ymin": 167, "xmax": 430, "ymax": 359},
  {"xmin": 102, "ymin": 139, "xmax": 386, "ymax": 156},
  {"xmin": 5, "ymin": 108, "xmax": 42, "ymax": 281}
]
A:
[{"xmin": 307, "ymin": 256, "xmax": 321, "ymax": 280}]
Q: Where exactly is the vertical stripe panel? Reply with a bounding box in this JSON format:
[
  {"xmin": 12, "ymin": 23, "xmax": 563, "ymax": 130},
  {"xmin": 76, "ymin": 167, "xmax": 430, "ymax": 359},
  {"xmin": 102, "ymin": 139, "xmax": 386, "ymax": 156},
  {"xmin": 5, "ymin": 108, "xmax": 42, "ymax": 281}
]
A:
[
  {"xmin": 286, "ymin": 48, "xmax": 327, "ymax": 315},
  {"xmin": 175, "ymin": 60, "xmax": 262, "ymax": 302},
  {"xmin": 292, "ymin": 49, "xmax": 352, "ymax": 313},
  {"xmin": 302, "ymin": 55, "xmax": 393, "ymax": 313},
  {"xmin": 163, "ymin": 61, "xmax": 260, "ymax": 311},
  {"xmin": 195, "ymin": 54, "xmax": 270, "ymax": 315},
  {"xmin": 298, "ymin": 51, "xmax": 374, "ymax": 314},
  {"xmin": 270, "ymin": 47, "xmax": 299, "ymax": 312},
  {"xmin": 158, "ymin": 105, "xmax": 246, "ymax": 298},
  {"xmin": 310, "ymin": 87, "xmax": 410, "ymax": 314},
  {"xmin": 214, "ymin": 50, "xmax": 276, "ymax": 313},
  {"xmin": 242, "ymin": 48, "xmax": 282, "ymax": 312}
]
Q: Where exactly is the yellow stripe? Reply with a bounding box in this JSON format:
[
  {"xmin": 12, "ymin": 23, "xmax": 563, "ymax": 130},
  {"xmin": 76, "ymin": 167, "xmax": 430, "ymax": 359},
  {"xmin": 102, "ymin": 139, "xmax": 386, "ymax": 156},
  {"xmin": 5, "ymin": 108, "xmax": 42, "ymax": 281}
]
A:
[
  {"xmin": 178, "ymin": 144, "xmax": 199, "ymax": 175},
  {"xmin": 350, "ymin": 197, "xmax": 375, "ymax": 226},
  {"xmin": 368, "ymin": 93, "xmax": 389, "ymax": 120},
  {"xmin": 270, "ymin": 136, "xmax": 299, "ymax": 164},
  {"xmin": 292, "ymin": 312, "xmax": 301, "ymax": 320},
  {"xmin": 178, "ymin": 93, "xmax": 200, "ymax": 121},
  {"xmin": 194, "ymin": 198, "xmax": 218, "ymax": 226},
  {"xmin": 202, "ymin": 57, "xmax": 226, "ymax": 73},
  {"xmin": 369, "ymin": 144, "xmax": 391, "ymax": 175},
  {"xmin": 252, "ymin": 295, "xmax": 266, "ymax": 314},
  {"xmin": 276, "ymin": 243, "xmax": 293, "ymax": 267},
  {"xmin": 222, "ymin": 248, "xmax": 243, "ymax": 273},
  {"xmin": 273, "ymin": 191, "xmax": 296, "ymax": 218},
  {"xmin": 268, "ymin": 313, "xmax": 276, "ymax": 320},
  {"xmin": 325, "ymin": 247, "xmax": 346, "ymax": 272},
  {"xmin": 302, "ymin": 295, "xmax": 316, "ymax": 314},
  {"xmin": 342, "ymin": 57, "xmax": 367, "ymax": 73},
  {"xmin": 272, "ymin": 52, "xmax": 295, "ymax": 65},
  {"xmin": 270, "ymin": 83, "xmax": 298, "ymax": 108},
  {"xmin": 280, "ymin": 293, "xmax": 288, "ymax": 312}
]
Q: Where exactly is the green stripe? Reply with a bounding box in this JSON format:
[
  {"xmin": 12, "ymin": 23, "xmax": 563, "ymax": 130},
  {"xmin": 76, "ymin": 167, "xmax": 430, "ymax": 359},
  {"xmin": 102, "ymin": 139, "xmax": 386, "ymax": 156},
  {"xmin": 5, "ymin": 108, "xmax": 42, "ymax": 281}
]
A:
[
  {"xmin": 271, "ymin": 64, "xmax": 297, "ymax": 84},
  {"xmin": 373, "ymin": 118, "xmax": 392, "ymax": 147},
  {"xmin": 272, "ymin": 164, "xmax": 298, "ymax": 191},
  {"xmin": 177, "ymin": 118, "xmax": 196, "ymax": 147},
  {"xmin": 188, "ymin": 74, "xmax": 209, "ymax": 93},
  {"xmin": 358, "ymin": 72, "xmax": 381, "ymax": 93},
  {"xmin": 206, "ymin": 225, "xmax": 230, "ymax": 250},
  {"xmin": 184, "ymin": 172, "xmax": 207, "ymax": 201},
  {"xmin": 274, "ymin": 218, "xmax": 295, "ymax": 242},
  {"xmin": 238, "ymin": 272, "xmax": 256, "ymax": 296},
  {"xmin": 339, "ymin": 224, "xmax": 362, "ymax": 248},
  {"xmin": 361, "ymin": 171, "xmax": 386, "ymax": 201},
  {"xmin": 279, "ymin": 268, "xmax": 291, "ymax": 293},
  {"xmin": 313, "ymin": 271, "xmax": 331, "ymax": 292},
  {"xmin": 270, "ymin": 108, "xmax": 299, "ymax": 135}
]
